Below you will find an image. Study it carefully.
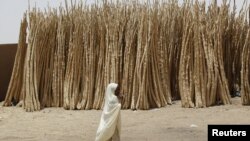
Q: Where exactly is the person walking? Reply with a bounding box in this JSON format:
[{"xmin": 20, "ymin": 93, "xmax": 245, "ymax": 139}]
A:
[{"xmin": 95, "ymin": 83, "xmax": 123, "ymax": 141}]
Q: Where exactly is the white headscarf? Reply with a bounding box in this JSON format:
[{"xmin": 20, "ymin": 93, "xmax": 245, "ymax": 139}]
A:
[{"xmin": 95, "ymin": 83, "xmax": 121, "ymax": 141}]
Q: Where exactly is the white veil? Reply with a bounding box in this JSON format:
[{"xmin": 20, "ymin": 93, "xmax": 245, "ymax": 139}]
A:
[{"xmin": 95, "ymin": 83, "xmax": 121, "ymax": 141}]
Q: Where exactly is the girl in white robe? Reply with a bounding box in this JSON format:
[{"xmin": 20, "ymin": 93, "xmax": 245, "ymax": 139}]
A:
[{"xmin": 95, "ymin": 83, "xmax": 121, "ymax": 141}]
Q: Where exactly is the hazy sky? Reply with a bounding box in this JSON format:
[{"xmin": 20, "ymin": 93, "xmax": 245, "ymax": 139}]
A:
[{"xmin": 0, "ymin": 0, "xmax": 247, "ymax": 44}]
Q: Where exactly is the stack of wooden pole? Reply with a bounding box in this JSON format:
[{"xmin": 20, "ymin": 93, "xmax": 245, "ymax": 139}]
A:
[
  {"xmin": 4, "ymin": 0, "xmax": 250, "ymax": 111},
  {"xmin": 4, "ymin": 14, "xmax": 27, "ymax": 106},
  {"xmin": 241, "ymin": 5, "xmax": 250, "ymax": 105}
]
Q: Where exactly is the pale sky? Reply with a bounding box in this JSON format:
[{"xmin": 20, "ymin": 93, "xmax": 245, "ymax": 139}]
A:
[{"xmin": 0, "ymin": 0, "xmax": 247, "ymax": 44}]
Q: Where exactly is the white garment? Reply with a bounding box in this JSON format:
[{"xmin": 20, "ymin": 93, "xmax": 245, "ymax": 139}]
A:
[{"xmin": 95, "ymin": 83, "xmax": 121, "ymax": 141}]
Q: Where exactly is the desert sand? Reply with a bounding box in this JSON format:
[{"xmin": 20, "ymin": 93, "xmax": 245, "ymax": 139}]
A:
[{"xmin": 0, "ymin": 97, "xmax": 249, "ymax": 141}]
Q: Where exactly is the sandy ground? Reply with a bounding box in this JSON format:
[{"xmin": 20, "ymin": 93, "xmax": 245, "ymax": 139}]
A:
[{"xmin": 0, "ymin": 97, "xmax": 250, "ymax": 141}]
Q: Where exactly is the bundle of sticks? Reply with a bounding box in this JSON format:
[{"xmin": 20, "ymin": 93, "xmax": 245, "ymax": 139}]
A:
[{"xmin": 4, "ymin": 0, "xmax": 250, "ymax": 111}]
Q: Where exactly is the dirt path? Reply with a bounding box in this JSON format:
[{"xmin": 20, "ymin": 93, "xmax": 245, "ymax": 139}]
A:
[{"xmin": 0, "ymin": 97, "xmax": 249, "ymax": 141}]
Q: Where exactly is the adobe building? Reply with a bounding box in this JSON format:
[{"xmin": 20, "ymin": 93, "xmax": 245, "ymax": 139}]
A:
[{"xmin": 0, "ymin": 44, "xmax": 17, "ymax": 101}]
